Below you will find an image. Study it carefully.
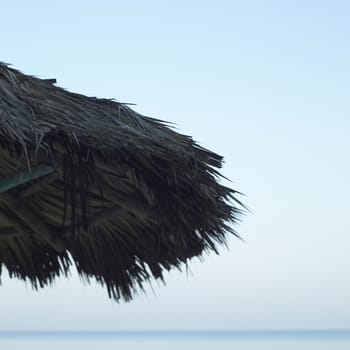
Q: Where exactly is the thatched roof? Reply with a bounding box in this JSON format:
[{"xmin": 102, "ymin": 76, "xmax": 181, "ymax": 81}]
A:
[{"xmin": 0, "ymin": 63, "xmax": 243, "ymax": 301}]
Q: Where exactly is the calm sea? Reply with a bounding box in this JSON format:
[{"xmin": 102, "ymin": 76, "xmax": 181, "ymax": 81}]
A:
[{"xmin": 0, "ymin": 331, "xmax": 349, "ymax": 350}]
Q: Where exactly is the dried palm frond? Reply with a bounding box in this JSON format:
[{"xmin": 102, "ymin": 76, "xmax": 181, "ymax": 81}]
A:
[{"xmin": 0, "ymin": 63, "xmax": 243, "ymax": 301}]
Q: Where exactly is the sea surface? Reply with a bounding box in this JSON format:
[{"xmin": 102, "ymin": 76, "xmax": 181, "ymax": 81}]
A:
[{"xmin": 0, "ymin": 331, "xmax": 349, "ymax": 350}]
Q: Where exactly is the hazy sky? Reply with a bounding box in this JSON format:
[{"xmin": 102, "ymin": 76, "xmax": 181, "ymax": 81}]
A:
[{"xmin": 0, "ymin": 0, "xmax": 349, "ymax": 331}]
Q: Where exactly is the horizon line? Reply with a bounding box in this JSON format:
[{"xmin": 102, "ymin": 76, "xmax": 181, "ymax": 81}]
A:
[{"xmin": 1, "ymin": 329, "xmax": 350, "ymax": 333}]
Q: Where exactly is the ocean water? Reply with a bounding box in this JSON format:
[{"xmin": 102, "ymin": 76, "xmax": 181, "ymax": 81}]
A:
[{"xmin": 0, "ymin": 331, "xmax": 350, "ymax": 350}]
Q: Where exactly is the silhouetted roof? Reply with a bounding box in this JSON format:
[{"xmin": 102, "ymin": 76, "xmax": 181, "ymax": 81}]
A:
[{"xmin": 0, "ymin": 63, "xmax": 243, "ymax": 301}]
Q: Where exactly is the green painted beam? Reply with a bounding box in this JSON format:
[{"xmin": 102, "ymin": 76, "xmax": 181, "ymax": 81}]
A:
[{"xmin": 0, "ymin": 164, "xmax": 54, "ymax": 194}]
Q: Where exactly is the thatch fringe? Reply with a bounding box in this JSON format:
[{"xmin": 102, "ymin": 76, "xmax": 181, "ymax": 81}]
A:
[{"xmin": 0, "ymin": 63, "xmax": 243, "ymax": 301}]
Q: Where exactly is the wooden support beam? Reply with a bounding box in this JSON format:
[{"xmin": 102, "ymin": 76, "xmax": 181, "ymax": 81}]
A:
[
  {"xmin": 0, "ymin": 193, "xmax": 65, "ymax": 252},
  {"xmin": 0, "ymin": 164, "xmax": 54, "ymax": 194}
]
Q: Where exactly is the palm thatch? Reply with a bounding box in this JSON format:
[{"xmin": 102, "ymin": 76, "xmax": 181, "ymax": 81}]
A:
[{"xmin": 0, "ymin": 62, "xmax": 243, "ymax": 301}]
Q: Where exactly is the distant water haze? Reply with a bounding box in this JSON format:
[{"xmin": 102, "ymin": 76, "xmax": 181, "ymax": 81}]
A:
[{"xmin": 1, "ymin": 331, "xmax": 350, "ymax": 350}]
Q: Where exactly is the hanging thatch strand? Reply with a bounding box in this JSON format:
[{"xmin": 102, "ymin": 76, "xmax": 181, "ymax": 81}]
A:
[{"xmin": 0, "ymin": 63, "xmax": 243, "ymax": 301}]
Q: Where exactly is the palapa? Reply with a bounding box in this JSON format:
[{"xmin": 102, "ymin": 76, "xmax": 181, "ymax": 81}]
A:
[{"xmin": 0, "ymin": 63, "xmax": 243, "ymax": 301}]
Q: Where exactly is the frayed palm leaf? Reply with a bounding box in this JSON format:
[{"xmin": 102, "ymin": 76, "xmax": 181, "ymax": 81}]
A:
[{"xmin": 0, "ymin": 63, "xmax": 244, "ymax": 301}]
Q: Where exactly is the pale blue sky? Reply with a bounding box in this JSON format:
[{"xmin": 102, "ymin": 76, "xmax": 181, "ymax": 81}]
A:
[{"xmin": 0, "ymin": 0, "xmax": 350, "ymax": 330}]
